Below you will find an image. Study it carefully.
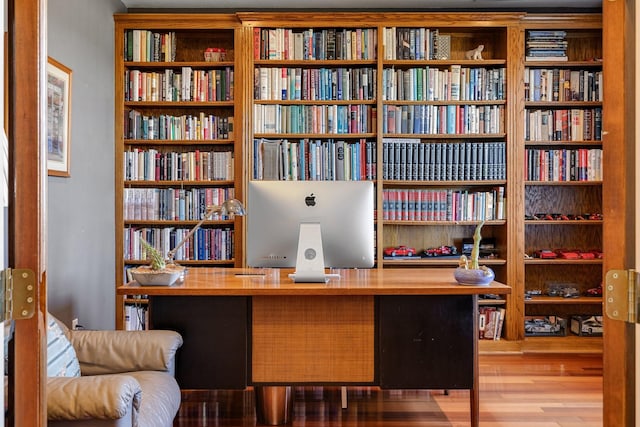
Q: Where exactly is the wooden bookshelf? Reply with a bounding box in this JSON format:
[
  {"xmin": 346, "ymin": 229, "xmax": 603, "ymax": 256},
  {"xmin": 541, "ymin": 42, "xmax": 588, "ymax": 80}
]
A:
[
  {"xmin": 113, "ymin": 14, "xmax": 245, "ymax": 329},
  {"xmin": 113, "ymin": 12, "xmax": 605, "ymax": 353},
  {"xmin": 521, "ymin": 14, "xmax": 603, "ymax": 348}
]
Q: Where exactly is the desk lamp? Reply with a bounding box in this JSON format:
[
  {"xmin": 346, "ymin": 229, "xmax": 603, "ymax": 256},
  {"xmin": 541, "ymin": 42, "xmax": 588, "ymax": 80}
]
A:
[{"xmin": 166, "ymin": 198, "xmax": 246, "ymax": 264}]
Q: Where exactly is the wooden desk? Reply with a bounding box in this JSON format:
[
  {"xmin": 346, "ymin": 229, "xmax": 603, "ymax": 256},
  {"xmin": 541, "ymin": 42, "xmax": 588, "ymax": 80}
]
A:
[{"xmin": 118, "ymin": 267, "xmax": 510, "ymax": 426}]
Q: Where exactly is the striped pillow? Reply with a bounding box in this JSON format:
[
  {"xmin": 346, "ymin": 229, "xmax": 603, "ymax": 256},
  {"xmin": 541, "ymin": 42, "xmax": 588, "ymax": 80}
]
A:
[{"xmin": 46, "ymin": 314, "xmax": 81, "ymax": 377}]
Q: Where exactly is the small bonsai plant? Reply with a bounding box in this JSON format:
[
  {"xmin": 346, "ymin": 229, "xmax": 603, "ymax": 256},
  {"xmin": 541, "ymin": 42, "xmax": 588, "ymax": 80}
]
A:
[
  {"xmin": 140, "ymin": 238, "xmax": 166, "ymax": 270},
  {"xmin": 458, "ymin": 221, "xmax": 486, "ymax": 270},
  {"xmin": 455, "ymin": 221, "xmax": 494, "ymax": 285}
]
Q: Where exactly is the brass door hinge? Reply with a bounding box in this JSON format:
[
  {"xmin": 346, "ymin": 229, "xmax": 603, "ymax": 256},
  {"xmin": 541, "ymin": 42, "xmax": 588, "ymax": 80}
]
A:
[
  {"xmin": 0, "ymin": 268, "xmax": 36, "ymax": 322},
  {"xmin": 605, "ymin": 269, "xmax": 640, "ymax": 323}
]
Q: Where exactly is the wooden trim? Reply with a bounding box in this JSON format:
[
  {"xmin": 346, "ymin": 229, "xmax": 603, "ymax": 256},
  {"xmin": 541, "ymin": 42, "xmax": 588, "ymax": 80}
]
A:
[
  {"xmin": 602, "ymin": 1, "xmax": 634, "ymax": 426},
  {"xmin": 8, "ymin": 0, "xmax": 47, "ymax": 425}
]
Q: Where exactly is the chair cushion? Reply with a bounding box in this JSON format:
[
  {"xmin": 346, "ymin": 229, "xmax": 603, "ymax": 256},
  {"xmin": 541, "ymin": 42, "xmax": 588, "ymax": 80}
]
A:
[
  {"xmin": 47, "ymin": 314, "xmax": 81, "ymax": 377},
  {"xmin": 128, "ymin": 371, "xmax": 181, "ymax": 427}
]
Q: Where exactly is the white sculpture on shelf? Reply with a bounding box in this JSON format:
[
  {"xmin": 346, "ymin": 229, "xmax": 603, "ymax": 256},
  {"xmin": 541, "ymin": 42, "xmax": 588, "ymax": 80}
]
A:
[{"xmin": 465, "ymin": 44, "xmax": 484, "ymax": 60}]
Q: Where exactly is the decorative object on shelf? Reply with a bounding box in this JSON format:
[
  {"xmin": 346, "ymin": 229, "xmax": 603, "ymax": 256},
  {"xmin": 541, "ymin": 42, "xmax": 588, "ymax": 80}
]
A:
[
  {"xmin": 204, "ymin": 47, "xmax": 227, "ymax": 62},
  {"xmin": 436, "ymin": 34, "xmax": 451, "ymax": 59},
  {"xmin": 47, "ymin": 57, "xmax": 72, "ymax": 177},
  {"xmin": 454, "ymin": 221, "xmax": 495, "ymax": 286},
  {"xmin": 464, "ymin": 44, "xmax": 484, "ymax": 60},
  {"xmin": 130, "ymin": 198, "xmax": 246, "ymax": 286}
]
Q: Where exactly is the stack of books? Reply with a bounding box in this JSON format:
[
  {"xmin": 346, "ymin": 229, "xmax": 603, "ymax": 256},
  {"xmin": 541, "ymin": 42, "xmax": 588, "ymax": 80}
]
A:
[{"xmin": 525, "ymin": 30, "xmax": 568, "ymax": 62}]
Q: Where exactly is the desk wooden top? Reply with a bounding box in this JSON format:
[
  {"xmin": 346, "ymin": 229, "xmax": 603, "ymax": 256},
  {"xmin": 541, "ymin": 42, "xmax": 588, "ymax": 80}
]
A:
[{"xmin": 118, "ymin": 267, "xmax": 511, "ymax": 296}]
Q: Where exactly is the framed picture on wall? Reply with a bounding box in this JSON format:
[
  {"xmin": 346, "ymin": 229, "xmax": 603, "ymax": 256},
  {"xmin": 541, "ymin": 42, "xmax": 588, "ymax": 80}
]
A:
[{"xmin": 46, "ymin": 57, "xmax": 72, "ymax": 177}]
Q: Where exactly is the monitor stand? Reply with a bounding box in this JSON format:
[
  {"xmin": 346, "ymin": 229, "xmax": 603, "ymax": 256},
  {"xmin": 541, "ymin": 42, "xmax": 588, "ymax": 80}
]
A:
[{"xmin": 288, "ymin": 223, "xmax": 340, "ymax": 283}]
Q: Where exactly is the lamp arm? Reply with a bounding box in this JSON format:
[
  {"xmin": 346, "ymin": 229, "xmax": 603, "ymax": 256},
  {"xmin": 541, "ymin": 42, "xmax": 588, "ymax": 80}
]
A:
[{"xmin": 166, "ymin": 206, "xmax": 219, "ymax": 262}]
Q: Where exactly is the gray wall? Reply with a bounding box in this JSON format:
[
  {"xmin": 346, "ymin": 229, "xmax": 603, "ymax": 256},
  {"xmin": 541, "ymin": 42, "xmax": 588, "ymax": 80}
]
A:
[{"xmin": 47, "ymin": 0, "xmax": 126, "ymax": 329}]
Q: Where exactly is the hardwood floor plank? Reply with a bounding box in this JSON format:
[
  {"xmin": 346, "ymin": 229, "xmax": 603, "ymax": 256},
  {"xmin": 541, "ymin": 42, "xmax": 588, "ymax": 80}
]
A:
[{"xmin": 173, "ymin": 353, "xmax": 603, "ymax": 426}]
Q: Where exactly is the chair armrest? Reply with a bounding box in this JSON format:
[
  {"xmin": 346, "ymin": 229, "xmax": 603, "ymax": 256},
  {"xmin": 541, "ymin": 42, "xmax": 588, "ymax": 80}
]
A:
[
  {"xmin": 69, "ymin": 330, "xmax": 183, "ymax": 375},
  {"xmin": 47, "ymin": 375, "xmax": 141, "ymax": 422}
]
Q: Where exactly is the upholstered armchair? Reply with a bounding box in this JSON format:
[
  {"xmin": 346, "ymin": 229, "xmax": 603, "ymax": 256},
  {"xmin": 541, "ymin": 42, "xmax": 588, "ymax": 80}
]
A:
[{"xmin": 46, "ymin": 314, "xmax": 183, "ymax": 427}]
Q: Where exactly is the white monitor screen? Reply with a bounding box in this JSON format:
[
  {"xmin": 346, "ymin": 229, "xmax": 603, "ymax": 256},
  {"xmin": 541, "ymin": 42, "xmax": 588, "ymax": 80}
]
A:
[{"xmin": 246, "ymin": 180, "xmax": 375, "ymax": 270}]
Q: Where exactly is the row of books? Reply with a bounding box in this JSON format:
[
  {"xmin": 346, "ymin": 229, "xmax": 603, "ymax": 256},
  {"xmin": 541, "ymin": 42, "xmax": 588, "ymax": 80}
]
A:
[
  {"xmin": 253, "ymin": 27, "xmax": 378, "ymax": 61},
  {"xmin": 382, "ymin": 27, "xmax": 443, "ymax": 60},
  {"xmin": 124, "ymin": 29, "xmax": 176, "ymax": 62},
  {"xmin": 382, "ymin": 187, "xmax": 506, "ymax": 222},
  {"xmin": 525, "ymin": 68, "xmax": 603, "ymax": 102},
  {"xmin": 525, "ymin": 30, "xmax": 568, "ymax": 62},
  {"xmin": 254, "ymin": 67, "xmax": 376, "ymax": 101},
  {"xmin": 124, "ymin": 226, "xmax": 235, "ymax": 262},
  {"xmin": 382, "ymin": 66, "xmax": 506, "ymax": 101},
  {"xmin": 382, "ymin": 139, "xmax": 506, "ymax": 181},
  {"xmin": 253, "ymin": 104, "xmax": 376, "ymax": 134},
  {"xmin": 524, "ymin": 148, "xmax": 603, "ymax": 182},
  {"xmin": 382, "ymin": 104, "xmax": 504, "ymax": 135},
  {"xmin": 253, "ymin": 138, "xmax": 376, "ymax": 181},
  {"xmin": 123, "ymin": 188, "xmax": 236, "ymax": 221},
  {"xmin": 525, "ymin": 108, "xmax": 602, "ymax": 142},
  {"xmin": 125, "ymin": 111, "xmax": 233, "ymax": 141},
  {"xmin": 124, "ymin": 149, "xmax": 234, "ymax": 181},
  {"xmin": 124, "ymin": 67, "xmax": 234, "ymax": 102},
  {"xmin": 124, "ymin": 303, "xmax": 148, "ymax": 331},
  {"xmin": 479, "ymin": 306, "xmax": 506, "ymax": 340}
]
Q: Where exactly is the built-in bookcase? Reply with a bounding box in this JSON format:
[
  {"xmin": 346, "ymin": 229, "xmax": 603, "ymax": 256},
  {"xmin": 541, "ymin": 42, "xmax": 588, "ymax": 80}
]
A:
[
  {"xmin": 521, "ymin": 15, "xmax": 603, "ymax": 343},
  {"xmin": 113, "ymin": 12, "xmax": 605, "ymax": 351},
  {"xmin": 114, "ymin": 14, "xmax": 244, "ymax": 330}
]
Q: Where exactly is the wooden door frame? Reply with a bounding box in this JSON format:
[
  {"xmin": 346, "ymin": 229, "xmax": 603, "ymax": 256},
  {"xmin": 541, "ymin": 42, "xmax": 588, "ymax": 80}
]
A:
[
  {"xmin": 602, "ymin": 1, "xmax": 636, "ymax": 426},
  {"xmin": 7, "ymin": 0, "xmax": 47, "ymax": 425}
]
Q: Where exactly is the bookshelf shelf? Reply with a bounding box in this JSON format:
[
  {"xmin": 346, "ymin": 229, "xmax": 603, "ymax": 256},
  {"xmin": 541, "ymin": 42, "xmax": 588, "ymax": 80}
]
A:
[
  {"xmin": 124, "ymin": 259, "xmax": 235, "ymax": 266},
  {"xmin": 124, "ymin": 60, "xmax": 235, "ymax": 68},
  {"xmin": 124, "ymin": 139, "xmax": 235, "ymax": 145},
  {"xmin": 524, "ymin": 219, "xmax": 603, "ymax": 225},
  {"xmin": 382, "ymin": 59, "xmax": 507, "ymax": 66},
  {"xmin": 125, "ymin": 219, "xmax": 235, "ymax": 226},
  {"xmin": 124, "ymin": 180, "xmax": 236, "ymax": 187},
  {"xmin": 383, "ymin": 258, "xmax": 506, "ymax": 266},
  {"xmin": 525, "ymin": 296, "xmax": 602, "ymax": 305},
  {"xmin": 524, "ymin": 259, "xmax": 603, "ymax": 266},
  {"xmin": 383, "ymin": 220, "xmax": 506, "ymax": 226},
  {"xmin": 525, "ymin": 181, "xmax": 602, "ymax": 186},
  {"xmin": 124, "ymin": 101, "xmax": 235, "ymax": 107},
  {"xmin": 525, "ymin": 140, "xmax": 602, "ymax": 146},
  {"xmin": 384, "ymin": 180, "xmax": 507, "ymax": 186},
  {"xmin": 382, "ymin": 133, "xmax": 507, "ymax": 139}
]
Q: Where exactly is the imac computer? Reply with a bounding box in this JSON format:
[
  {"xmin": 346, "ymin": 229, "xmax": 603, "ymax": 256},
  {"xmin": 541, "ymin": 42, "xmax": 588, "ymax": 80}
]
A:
[{"xmin": 246, "ymin": 180, "xmax": 375, "ymax": 283}]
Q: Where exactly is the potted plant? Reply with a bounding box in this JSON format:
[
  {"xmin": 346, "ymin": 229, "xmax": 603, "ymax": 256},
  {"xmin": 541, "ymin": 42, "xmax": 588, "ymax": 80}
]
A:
[
  {"xmin": 129, "ymin": 238, "xmax": 186, "ymax": 286},
  {"xmin": 454, "ymin": 221, "xmax": 495, "ymax": 286}
]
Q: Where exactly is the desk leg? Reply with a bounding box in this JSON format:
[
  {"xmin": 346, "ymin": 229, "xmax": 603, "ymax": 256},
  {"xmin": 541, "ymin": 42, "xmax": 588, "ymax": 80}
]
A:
[
  {"xmin": 471, "ymin": 294, "xmax": 479, "ymax": 427},
  {"xmin": 254, "ymin": 386, "xmax": 293, "ymax": 425}
]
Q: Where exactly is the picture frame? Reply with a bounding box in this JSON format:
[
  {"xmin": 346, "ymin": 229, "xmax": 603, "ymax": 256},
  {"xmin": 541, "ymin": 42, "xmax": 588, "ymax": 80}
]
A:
[{"xmin": 46, "ymin": 57, "xmax": 72, "ymax": 177}]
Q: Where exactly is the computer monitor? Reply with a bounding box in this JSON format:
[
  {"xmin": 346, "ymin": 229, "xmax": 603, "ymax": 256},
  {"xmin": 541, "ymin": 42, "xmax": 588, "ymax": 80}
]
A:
[{"xmin": 246, "ymin": 180, "xmax": 375, "ymax": 282}]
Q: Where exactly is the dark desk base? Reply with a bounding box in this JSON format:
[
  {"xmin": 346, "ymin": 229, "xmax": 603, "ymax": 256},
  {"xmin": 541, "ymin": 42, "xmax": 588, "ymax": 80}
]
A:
[{"xmin": 149, "ymin": 294, "xmax": 479, "ymax": 426}]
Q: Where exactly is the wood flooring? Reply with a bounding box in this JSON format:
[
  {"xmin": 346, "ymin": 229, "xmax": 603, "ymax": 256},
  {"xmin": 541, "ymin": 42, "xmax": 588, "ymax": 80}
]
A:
[{"xmin": 173, "ymin": 353, "xmax": 603, "ymax": 427}]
